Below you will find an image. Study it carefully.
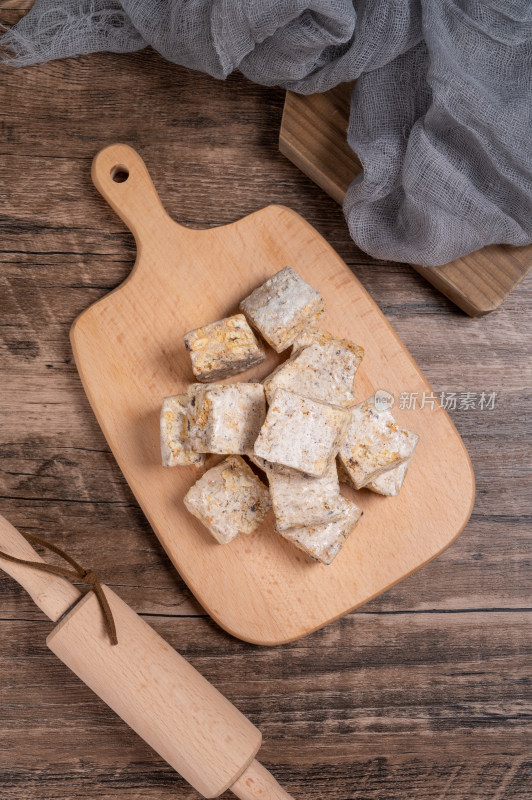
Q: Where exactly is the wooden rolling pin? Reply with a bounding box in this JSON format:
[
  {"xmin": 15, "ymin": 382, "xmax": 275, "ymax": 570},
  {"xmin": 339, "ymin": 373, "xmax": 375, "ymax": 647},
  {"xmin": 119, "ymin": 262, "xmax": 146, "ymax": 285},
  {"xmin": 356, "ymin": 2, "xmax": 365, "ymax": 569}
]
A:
[{"xmin": 0, "ymin": 515, "xmax": 295, "ymax": 799}]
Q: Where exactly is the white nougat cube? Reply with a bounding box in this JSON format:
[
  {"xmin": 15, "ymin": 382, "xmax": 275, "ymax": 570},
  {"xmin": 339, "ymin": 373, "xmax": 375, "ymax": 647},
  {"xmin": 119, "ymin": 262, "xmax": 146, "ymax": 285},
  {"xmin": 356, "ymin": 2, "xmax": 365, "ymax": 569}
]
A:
[
  {"xmin": 266, "ymin": 461, "xmax": 342, "ymax": 531},
  {"xmin": 366, "ymin": 455, "xmax": 413, "ymax": 496},
  {"xmin": 187, "ymin": 383, "xmax": 266, "ymax": 454},
  {"xmin": 338, "ymin": 396, "xmax": 419, "ymax": 489},
  {"xmin": 184, "ymin": 314, "xmax": 266, "ymax": 382},
  {"xmin": 279, "ymin": 496, "xmax": 362, "ymax": 565},
  {"xmin": 264, "ymin": 328, "xmax": 364, "ymax": 407},
  {"xmin": 254, "ymin": 388, "xmax": 349, "ymax": 477},
  {"xmin": 160, "ymin": 394, "xmax": 205, "ymax": 467},
  {"xmin": 240, "ymin": 266, "xmax": 325, "ymax": 352},
  {"xmin": 184, "ymin": 456, "xmax": 271, "ymax": 544}
]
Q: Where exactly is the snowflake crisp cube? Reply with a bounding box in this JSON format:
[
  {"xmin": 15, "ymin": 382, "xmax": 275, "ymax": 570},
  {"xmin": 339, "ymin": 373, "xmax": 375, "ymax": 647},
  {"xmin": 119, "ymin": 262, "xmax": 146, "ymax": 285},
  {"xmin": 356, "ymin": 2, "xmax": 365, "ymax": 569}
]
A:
[
  {"xmin": 184, "ymin": 455, "xmax": 271, "ymax": 544},
  {"xmin": 240, "ymin": 266, "xmax": 325, "ymax": 352}
]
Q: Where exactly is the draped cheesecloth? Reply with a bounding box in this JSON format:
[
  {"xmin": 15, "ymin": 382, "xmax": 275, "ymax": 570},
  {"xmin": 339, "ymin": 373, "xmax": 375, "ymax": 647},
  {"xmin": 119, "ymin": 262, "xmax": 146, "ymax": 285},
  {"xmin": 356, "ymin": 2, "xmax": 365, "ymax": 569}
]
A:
[{"xmin": 2, "ymin": 1, "xmax": 531, "ymax": 266}]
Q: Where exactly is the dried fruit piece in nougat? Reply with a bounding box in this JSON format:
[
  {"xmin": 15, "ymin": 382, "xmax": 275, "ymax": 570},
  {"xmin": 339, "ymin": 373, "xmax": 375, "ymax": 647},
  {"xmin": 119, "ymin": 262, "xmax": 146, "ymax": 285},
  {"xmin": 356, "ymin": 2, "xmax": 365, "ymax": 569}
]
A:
[
  {"xmin": 240, "ymin": 266, "xmax": 325, "ymax": 352},
  {"xmin": 264, "ymin": 329, "xmax": 364, "ymax": 408},
  {"xmin": 279, "ymin": 496, "xmax": 362, "ymax": 565},
  {"xmin": 184, "ymin": 314, "xmax": 266, "ymax": 382},
  {"xmin": 160, "ymin": 394, "xmax": 205, "ymax": 467},
  {"xmin": 338, "ymin": 396, "xmax": 419, "ymax": 489},
  {"xmin": 267, "ymin": 461, "xmax": 342, "ymax": 531},
  {"xmin": 187, "ymin": 383, "xmax": 266, "ymax": 454},
  {"xmin": 366, "ymin": 454, "xmax": 414, "ymax": 496},
  {"xmin": 254, "ymin": 388, "xmax": 349, "ymax": 477},
  {"xmin": 184, "ymin": 456, "xmax": 271, "ymax": 544}
]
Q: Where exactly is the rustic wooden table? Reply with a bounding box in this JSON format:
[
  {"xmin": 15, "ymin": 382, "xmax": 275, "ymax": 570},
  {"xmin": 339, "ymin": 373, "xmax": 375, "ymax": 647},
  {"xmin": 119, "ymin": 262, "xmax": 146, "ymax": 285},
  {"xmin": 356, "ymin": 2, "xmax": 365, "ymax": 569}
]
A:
[{"xmin": 1, "ymin": 6, "xmax": 531, "ymax": 799}]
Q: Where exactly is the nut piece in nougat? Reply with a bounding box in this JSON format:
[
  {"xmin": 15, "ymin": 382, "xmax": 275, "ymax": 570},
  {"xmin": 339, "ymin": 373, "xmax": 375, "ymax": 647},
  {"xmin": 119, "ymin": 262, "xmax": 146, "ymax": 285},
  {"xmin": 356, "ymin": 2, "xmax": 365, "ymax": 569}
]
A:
[
  {"xmin": 160, "ymin": 394, "xmax": 205, "ymax": 467},
  {"xmin": 264, "ymin": 329, "xmax": 364, "ymax": 408},
  {"xmin": 184, "ymin": 314, "xmax": 266, "ymax": 382},
  {"xmin": 279, "ymin": 496, "xmax": 362, "ymax": 565},
  {"xmin": 184, "ymin": 456, "xmax": 271, "ymax": 544},
  {"xmin": 240, "ymin": 266, "xmax": 325, "ymax": 352},
  {"xmin": 366, "ymin": 454, "xmax": 414, "ymax": 496},
  {"xmin": 267, "ymin": 461, "xmax": 342, "ymax": 531},
  {"xmin": 338, "ymin": 396, "xmax": 419, "ymax": 489},
  {"xmin": 187, "ymin": 383, "xmax": 266, "ymax": 454},
  {"xmin": 254, "ymin": 388, "xmax": 349, "ymax": 477}
]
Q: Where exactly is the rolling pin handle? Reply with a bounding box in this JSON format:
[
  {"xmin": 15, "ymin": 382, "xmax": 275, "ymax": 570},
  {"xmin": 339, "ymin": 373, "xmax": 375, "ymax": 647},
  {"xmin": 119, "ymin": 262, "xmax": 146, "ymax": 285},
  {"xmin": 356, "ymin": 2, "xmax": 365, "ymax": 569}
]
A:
[
  {"xmin": 0, "ymin": 515, "xmax": 81, "ymax": 622},
  {"xmin": 91, "ymin": 144, "xmax": 187, "ymax": 245},
  {"xmin": 231, "ymin": 759, "xmax": 296, "ymax": 800}
]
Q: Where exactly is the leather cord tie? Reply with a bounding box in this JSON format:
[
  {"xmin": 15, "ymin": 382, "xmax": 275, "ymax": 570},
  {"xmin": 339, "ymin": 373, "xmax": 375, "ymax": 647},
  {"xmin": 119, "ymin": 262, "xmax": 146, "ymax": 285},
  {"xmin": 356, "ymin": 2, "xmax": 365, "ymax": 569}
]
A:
[{"xmin": 0, "ymin": 530, "xmax": 117, "ymax": 646}]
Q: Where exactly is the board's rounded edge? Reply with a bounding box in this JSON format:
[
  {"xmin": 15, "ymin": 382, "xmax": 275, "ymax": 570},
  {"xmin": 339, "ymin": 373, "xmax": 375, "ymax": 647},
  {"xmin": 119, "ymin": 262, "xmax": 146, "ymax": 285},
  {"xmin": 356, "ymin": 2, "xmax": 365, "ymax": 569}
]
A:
[
  {"xmin": 207, "ymin": 488, "xmax": 476, "ymax": 648},
  {"xmin": 169, "ymin": 443, "xmax": 476, "ymax": 648},
  {"xmin": 71, "ymin": 199, "xmax": 477, "ymax": 647},
  {"xmin": 69, "ymin": 269, "xmax": 138, "ymax": 358}
]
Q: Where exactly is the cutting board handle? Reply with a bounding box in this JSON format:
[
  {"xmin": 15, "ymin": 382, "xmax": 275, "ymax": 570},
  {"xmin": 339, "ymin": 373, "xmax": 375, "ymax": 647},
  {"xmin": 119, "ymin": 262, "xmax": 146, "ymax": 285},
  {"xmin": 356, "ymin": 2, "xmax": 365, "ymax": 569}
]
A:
[
  {"xmin": 92, "ymin": 144, "xmax": 180, "ymax": 244},
  {"xmin": 0, "ymin": 515, "xmax": 81, "ymax": 621}
]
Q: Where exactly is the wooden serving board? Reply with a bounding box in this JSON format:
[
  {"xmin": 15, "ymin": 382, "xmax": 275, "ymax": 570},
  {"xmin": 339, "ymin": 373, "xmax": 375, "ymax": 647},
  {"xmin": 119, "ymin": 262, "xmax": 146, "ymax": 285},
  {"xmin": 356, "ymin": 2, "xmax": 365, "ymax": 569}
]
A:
[
  {"xmin": 280, "ymin": 84, "xmax": 532, "ymax": 316},
  {"xmin": 71, "ymin": 143, "xmax": 475, "ymax": 646}
]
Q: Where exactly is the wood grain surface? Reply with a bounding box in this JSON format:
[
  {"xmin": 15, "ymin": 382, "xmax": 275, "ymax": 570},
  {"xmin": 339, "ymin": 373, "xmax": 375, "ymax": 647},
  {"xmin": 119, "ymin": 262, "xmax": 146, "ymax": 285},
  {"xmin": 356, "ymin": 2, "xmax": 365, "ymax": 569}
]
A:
[
  {"xmin": 280, "ymin": 85, "xmax": 532, "ymax": 317},
  {"xmin": 0, "ymin": 8, "xmax": 531, "ymax": 799}
]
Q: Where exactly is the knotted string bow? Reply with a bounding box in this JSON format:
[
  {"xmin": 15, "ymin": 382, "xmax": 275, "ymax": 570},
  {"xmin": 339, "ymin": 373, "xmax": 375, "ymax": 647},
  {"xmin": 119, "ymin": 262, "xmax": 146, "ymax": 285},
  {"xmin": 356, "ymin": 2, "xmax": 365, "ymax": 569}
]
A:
[{"xmin": 0, "ymin": 530, "xmax": 117, "ymax": 645}]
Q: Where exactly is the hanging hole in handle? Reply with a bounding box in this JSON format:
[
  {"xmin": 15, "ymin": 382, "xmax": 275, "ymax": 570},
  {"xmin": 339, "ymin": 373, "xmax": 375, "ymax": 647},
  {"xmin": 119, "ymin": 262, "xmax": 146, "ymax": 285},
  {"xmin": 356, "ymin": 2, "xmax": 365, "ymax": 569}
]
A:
[{"xmin": 110, "ymin": 164, "xmax": 129, "ymax": 183}]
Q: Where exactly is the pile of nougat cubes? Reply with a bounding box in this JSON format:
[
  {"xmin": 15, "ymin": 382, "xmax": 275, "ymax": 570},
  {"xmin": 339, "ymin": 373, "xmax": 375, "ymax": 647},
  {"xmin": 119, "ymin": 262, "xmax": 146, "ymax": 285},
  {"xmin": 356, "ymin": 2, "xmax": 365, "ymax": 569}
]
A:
[{"xmin": 160, "ymin": 267, "xmax": 419, "ymax": 565}]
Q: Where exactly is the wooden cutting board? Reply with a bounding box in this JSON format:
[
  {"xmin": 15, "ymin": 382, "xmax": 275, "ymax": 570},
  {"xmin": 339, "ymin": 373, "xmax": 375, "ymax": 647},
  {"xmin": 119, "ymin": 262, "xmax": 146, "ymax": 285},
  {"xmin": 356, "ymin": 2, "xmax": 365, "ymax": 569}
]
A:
[
  {"xmin": 71, "ymin": 143, "xmax": 475, "ymax": 645},
  {"xmin": 280, "ymin": 84, "xmax": 532, "ymax": 316}
]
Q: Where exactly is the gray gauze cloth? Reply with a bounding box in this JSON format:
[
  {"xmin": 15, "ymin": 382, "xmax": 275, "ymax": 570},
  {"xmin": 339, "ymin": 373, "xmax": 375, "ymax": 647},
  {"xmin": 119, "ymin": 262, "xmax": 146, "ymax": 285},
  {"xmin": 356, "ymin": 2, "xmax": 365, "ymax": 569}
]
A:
[{"xmin": 2, "ymin": 1, "xmax": 531, "ymax": 266}]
